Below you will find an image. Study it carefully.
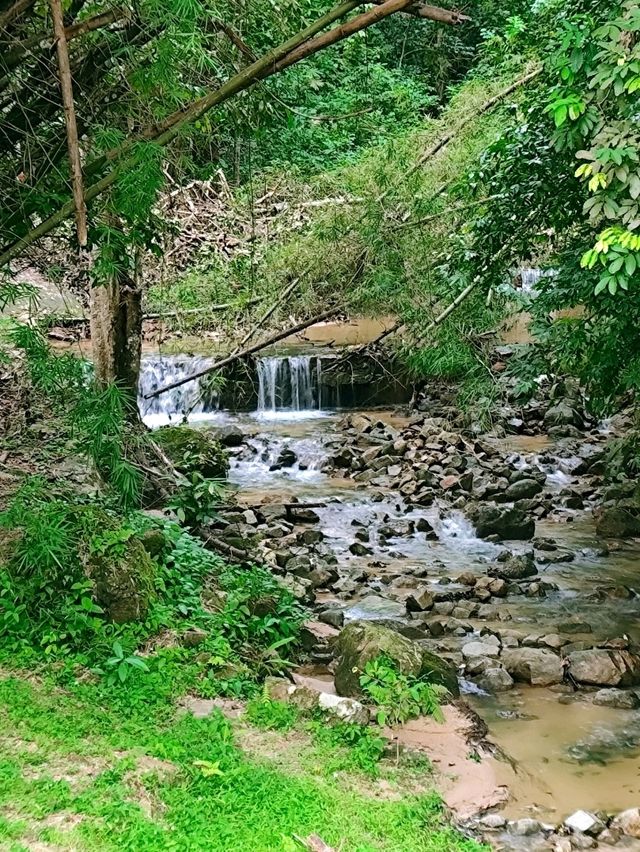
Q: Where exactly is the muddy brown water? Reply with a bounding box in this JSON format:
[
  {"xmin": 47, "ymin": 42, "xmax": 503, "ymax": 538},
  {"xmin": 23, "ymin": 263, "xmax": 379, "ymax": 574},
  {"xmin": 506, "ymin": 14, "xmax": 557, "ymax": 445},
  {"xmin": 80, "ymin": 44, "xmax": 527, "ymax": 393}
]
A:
[{"xmin": 140, "ymin": 343, "xmax": 640, "ymax": 823}]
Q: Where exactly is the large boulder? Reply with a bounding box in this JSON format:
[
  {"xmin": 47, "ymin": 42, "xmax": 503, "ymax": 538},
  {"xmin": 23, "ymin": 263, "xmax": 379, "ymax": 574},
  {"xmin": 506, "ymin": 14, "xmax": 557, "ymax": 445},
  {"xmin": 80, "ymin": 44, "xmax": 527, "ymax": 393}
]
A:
[
  {"xmin": 468, "ymin": 505, "xmax": 535, "ymax": 540},
  {"xmin": 490, "ymin": 553, "xmax": 537, "ymax": 580},
  {"xmin": 504, "ymin": 479, "xmax": 543, "ymax": 502},
  {"xmin": 594, "ymin": 506, "xmax": 640, "ymax": 538},
  {"xmin": 544, "ymin": 400, "xmax": 584, "ymax": 430},
  {"xmin": 568, "ymin": 649, "xmax": 640, "ymax": 687},
  {"xmin": 154, "ymin": 425, "xmax": 229, "ymax": 479},
  {"xmin": 501, "ymin": 648, "xmax": 563, "ymax": 686},
  {"xmin": 334, "ymin": 621, "xmax": 459, "ymax": 699}
]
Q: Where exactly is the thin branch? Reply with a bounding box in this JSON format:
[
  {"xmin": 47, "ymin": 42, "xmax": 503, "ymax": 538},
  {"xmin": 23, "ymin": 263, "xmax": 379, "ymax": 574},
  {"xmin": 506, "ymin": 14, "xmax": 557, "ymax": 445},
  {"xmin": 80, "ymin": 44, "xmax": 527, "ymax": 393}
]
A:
[
  {"xmin": 3, "ymin": 8, "xmax": 128, "ymax": 72},
  {"xmin": 387, "ymin": 194, "xmax": 505, "ymax": 231},
  {"xmin": 50, "ymin": 0, "xmax": 87, "ymax": 246},
  {"xmin": 143, "ymin": 307, "xmax": 342, "ymax": 399},
  {"xmin": 370, "ymin": 0, "xmax": 470, "ymax": 23},
  {"xmin": 0, "ymin": 0, "xmax": 33, "ymax": 31}
]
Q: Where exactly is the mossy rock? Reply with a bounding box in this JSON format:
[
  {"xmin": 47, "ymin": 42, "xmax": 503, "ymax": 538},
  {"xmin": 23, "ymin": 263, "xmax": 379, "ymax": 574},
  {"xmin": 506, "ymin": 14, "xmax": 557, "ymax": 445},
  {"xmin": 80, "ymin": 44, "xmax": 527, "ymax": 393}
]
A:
[
  {"xmin": 334, "ymin": 621, "xmax": 459, "ymax": 699},
  {"xmin": 154, "ymin": 426, "xmax": 229, "ymax": 479},
  {"xmin": 86, "ymin": 535, "xmax": 156, "ymax": 624}
]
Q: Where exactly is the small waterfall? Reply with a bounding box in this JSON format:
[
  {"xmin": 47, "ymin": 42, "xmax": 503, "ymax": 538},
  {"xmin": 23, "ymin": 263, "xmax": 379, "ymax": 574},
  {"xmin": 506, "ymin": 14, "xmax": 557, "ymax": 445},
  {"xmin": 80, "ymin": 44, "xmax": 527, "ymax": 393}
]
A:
[
  {"xmin": 518, "ymin": 267, "xmax": 556, "ymax": 294},
  {"xmin": 138, "ymin": 354, "xmax": 216, "ymax": 427},
  {"xmin": 257, "ymin": 355, "xmax": 321, "ymax": 415}
]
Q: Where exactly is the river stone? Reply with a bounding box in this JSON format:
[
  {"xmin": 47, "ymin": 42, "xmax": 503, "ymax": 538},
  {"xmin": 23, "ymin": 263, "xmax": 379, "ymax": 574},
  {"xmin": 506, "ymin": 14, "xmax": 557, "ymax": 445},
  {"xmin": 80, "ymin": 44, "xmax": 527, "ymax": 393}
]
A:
[
  {"xmin": 592, "ymin": 688, "xmax": 640, "ymax": 709},
  {"xmin": 504, "ymin": 478, "xmax": 543, "ymax": 502},
  {"xmin": 564, "ymin": 810, "xmax": 605, "ymax": 836},
  {"xmin": 490, "ymin": 553, "xmax": 537, "ymax": 580},
  {"xmin": 612, "ymin": 808, "xmax": 640, "ymax": 838},
  {"xmin": 462, "ymin": 641, "xmax": 500, "ymax": 659},
  {"xmin": 568, "ymin": 649, "xmax": 640, "ymax": 687},
  {"xmin": 477, "ymin": 667, "xmax": 514, "ymax": 692},
  {"xmin": 509, "ymin": 818, "xmax": 543, "ymax": 836},
  {"xmin": 501, "ymin": 648, "xmax": 563, "ymax": 686},
  {"xmin": 344, "ymin": 595, "xmax": 407, "ymax": 622},
  {"xmin": 468, "ymin": 505, "xmax": 535, "ymax": 540},
  {"xmin": 154, "ymin": 425, "xmax": 229, "ymax": 478},
  {"xmin": 594, "ymin": 506, "xmax": 640, "ymax": 538},
  {"xmin": 406, "ymin": 588, "xmax": 435, "ymax": 612},
  {"xmin": 544, "ymin": 400, "xmax": 584, "ymax": 429},
  {"xmin": 209, "ymin": 423, "xmax": 244, "ymax": 447},
  {"xmin": 334, "ymin": 621, "xmax": 459, "ymax": 698}
]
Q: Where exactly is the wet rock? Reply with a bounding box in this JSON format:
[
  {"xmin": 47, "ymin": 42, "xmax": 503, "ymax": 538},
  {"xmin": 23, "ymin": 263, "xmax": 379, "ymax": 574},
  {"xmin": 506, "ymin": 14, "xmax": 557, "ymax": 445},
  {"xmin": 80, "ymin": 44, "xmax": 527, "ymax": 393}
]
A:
[
  {"xmin": 564, "ymin": 811, "xmax": 605, "ymax": 836},
  {"xmin": 568, "ymin": 649, "xmax": 640, "ymax": 687},
  {"xmin": 289, "ymin": 507, "xmax": 320, "ymax": 523},
  {"xmin": 477, "ymin": 667, "xmax": 514, "ymax": 692},
  {"xmin": 569, "ymin": 833, "xmax": 596, "ymax": 849},
  {"xmin": 334, "ymin": 621, "xmax": 459, "ymax": 698},
  {"xmin": 406, "ymin": 588, "xmax": 435, "ymax": 612},
  {"xmin": 501, "ymin": 647, "xmax": 563, "ymax": 686},
  {"xmin": 478, "ymin": 813, "xmax": 507, "ymax": 830},
  {"xmin": 344, "ymin": 595, "xmax": 407, "ymax": 622},
  {"xmin": 468, "ymin": 505, "xmax": 535, "ymax": 540},
  {"xmin": 504, "ymin": 478, "xmax": 543, "ymax": 501},
  {"xmin": 594, "ymin": 505, "xmax": 640, "ymax": 538},
  {"xmin": 509, "ymin": 818, "xmax": 543, "ymax": 836},
  {"xmin": 456, "ymin": 572, "xmax": 477, "ymax": 587},
  {"xmin": 592, "ymin": 688, "xmax": 640, "ymax": 709},
  {"xmin": 612, "ymin": 807, "xmax": 640, "ymax": 838},
  {"xmin": 538, "ymin": 633, "xmax": 567, "ymax": 650},
  {"xmin": 557, "ymin": 617, "xmax": 592, "ymax": 635},
  {"xmin": 597, "ymin": 827, "xmax": 622, "ymax": 845},
  {"xmin": 318, "ymin": 608, "xmax": 344, "ymax": 629},
  {"xmin": 349, "ymin": 542, "xmax": 373, "ymax": 556},
  {"xmin": 490, "ymin": 553, "xmax": 537, "ymax": 580},
  {"xmin": 299, "ymin": 620, "xmax": 340, "ymax": 651},
  {"xmin": 209, "ymin": 424, "xmax": 244, "ymax": 447},
  {"xmin": 271, "ymin": 447, "xmax": 297, "ymax": 469},
  {"xmin": 544, "ymin": 400, "xmax": 584, "ymax": 429}
]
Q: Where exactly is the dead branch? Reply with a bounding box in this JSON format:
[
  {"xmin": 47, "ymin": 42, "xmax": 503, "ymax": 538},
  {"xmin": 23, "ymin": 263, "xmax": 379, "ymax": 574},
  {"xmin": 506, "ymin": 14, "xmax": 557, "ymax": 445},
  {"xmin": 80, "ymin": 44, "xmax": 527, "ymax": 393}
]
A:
[
  {"xmin": 370, "ymin": 0, "xmax": 470, "ymax": 23},
  {"xmin": 143, "ymin": 307, "xmax": 343, "ymax": 399},
  {"xmin": 50, "ymin": 0, "xmax": 87, "ymax": 246},
  {"xmin": 0, "ymin": 0, "xmax": 33, "ymax": 31}
]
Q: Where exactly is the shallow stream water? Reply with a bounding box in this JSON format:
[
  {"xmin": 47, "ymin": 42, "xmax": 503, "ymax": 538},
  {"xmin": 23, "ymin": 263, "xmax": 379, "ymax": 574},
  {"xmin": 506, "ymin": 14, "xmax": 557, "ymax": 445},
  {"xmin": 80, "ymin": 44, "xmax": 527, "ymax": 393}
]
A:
[{"xmin": 140, "ymin": 352, "xmax": 640, "ymax": 823}]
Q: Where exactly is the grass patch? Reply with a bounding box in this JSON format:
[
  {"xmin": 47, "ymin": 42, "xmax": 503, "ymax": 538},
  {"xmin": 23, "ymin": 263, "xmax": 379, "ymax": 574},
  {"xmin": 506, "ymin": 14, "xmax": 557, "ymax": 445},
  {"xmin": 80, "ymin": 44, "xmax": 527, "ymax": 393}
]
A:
[{"xmin": 0, "ymin": 674, "xmax": 485, "ymax": 851}]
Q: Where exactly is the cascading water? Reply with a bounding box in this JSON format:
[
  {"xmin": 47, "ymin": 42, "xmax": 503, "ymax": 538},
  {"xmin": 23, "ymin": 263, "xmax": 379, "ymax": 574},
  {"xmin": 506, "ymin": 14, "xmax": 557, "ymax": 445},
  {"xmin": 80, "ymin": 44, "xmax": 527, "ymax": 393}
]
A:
[
  {"xmin": 138, "ymin": 354, "xmax": 216, "ymax": 427},
  {"xmin": 256, "ymin": 355, "xmax": 322, "ymax": 415}
]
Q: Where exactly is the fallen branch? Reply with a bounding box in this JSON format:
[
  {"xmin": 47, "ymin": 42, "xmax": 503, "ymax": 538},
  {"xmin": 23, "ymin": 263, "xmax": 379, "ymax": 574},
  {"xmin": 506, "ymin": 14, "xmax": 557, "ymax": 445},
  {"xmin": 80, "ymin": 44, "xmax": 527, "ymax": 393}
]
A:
[
  {"xmin": 0, "ymin": 0, "xmax": 33, "ymax": 31},
  {"xmin": 236, "ymin": 277, "xmax": 301, "ymax": 349},
  {"xmin": 387, "ymin": 194, "xmax": 505, "ymax": 231},
  {"xmin": 143, "ymin": 307, "xmax": 342, "ymax": 399},
  {"xmin": 371, "ymin": 0, "xmax": 470, "ymax": 23},
  {"xmin": 143, "ymin": 297, "xmax": 264, "ymax": 320}
]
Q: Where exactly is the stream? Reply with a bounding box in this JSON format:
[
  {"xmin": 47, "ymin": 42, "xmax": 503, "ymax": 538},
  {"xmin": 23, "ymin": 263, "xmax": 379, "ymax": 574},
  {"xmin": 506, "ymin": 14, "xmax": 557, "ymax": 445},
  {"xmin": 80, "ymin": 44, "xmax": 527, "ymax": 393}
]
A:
[{"xmin": 139, "ymin": 345, "xmax": 640, "ymax": 828}]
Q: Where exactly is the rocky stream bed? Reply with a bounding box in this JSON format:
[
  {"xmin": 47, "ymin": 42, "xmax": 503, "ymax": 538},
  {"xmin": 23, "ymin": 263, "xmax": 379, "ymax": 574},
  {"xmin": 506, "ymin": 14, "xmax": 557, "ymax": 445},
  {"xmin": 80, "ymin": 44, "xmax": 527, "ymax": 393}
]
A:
[{"xmin": 142, "ymin": 351, "xmax": 640, "ymax": 851}]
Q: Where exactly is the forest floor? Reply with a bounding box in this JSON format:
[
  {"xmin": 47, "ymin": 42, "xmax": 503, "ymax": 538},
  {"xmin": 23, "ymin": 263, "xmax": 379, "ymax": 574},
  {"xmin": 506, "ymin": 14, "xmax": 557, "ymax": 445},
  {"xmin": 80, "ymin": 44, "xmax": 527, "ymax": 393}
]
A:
[{"xmin": 0, "ymin": 667, "xmax": 483, "ymax": 852}]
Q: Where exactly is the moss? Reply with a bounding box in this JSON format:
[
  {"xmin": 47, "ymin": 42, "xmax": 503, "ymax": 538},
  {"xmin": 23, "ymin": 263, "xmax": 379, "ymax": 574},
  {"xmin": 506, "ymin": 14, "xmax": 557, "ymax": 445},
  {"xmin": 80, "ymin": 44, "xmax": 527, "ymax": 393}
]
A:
[
  {"xmin": 86, "ymin": 536, "xmax": 156, "ymax": 624},
  {"xmin": 334, "ymin": 622, "xmax": 459, "ymax": 698},
  {"xmin": 154, "ymin": 426, "xmax": 229, "ymax": 479}
]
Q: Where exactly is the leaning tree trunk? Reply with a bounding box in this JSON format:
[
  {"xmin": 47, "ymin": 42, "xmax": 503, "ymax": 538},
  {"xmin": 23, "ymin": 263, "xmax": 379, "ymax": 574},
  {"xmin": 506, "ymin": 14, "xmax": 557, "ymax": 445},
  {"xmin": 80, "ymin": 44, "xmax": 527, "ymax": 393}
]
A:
[{"xmin": 90, "ymin": 273, "xmax": 142, "ymax": 401}]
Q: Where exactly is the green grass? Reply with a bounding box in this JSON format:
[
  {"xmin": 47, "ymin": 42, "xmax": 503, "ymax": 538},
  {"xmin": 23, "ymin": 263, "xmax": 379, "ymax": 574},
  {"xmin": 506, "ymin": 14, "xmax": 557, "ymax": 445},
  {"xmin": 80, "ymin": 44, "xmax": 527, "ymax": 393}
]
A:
[{"xmin": 0, "ymin": 674, "xmax": 485, "ymax": 852}]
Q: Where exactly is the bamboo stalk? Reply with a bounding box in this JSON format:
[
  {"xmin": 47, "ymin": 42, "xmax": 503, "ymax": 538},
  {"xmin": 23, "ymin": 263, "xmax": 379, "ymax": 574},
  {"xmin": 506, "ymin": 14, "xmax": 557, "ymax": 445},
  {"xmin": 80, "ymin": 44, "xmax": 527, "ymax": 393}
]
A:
[{"xmin": 50, "ymin": 0, "xmax": 87, "ymax": 247}]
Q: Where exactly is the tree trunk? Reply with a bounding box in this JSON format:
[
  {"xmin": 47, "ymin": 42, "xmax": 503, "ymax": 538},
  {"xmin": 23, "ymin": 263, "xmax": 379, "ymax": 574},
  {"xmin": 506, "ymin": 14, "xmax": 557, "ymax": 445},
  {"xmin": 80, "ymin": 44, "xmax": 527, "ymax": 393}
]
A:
[{"xmin": 90, "ymin": 274, "xmax": 142, "ymax": 400}]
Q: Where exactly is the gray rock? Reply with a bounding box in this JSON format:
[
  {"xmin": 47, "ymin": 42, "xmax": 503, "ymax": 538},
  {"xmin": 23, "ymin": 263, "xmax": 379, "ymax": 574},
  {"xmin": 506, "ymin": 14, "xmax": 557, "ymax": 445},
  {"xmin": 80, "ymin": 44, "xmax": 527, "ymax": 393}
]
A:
[
  {"xmin": 317, "ymin": 692, "xmax": 370, "ymax": 725},
  {"xmin": 544, "ymin": 400, "xmax": 584, "ymax": 429},
  {"xmin": 477, "ymin": 667, "xmax": 514, "ymax": 692},
  {"xmin": 509, "ymin": 818, "xmax": 543, "ymax": 836},
  {"xmin": 344, "ymin": 595, "xmax": 407, "ymax": 622},
  {"xmin": 406, "ymin": 588, "xmax": 435, "ymax": 612},
  {"xmin": 462, "ymin": 641, "xmax": 500, "ymax": 659},
  {"xmin": 568, "ymin": 649, "xmax": 640, "ymax": 687},
  {"xmin": 612, "ymin": 807, "xmax": 640, "ymax": 837},
  {"xmin": 478, "ymin": 813, "xmax": 507, "ymax": 830},
  {"xmin": 504, "ymin": 478, "xmax": 543, "ymax": 501},
  {"xmin": 468, "ymin": 505, "xmax": 535, "ymax": 540},
  {"xmin": 592, "ymin": 687, "xmax": 640, "ymax": 709},
  {"xmin": 501, "ymin": 647, "xmax": 563, "ymax": 686}
]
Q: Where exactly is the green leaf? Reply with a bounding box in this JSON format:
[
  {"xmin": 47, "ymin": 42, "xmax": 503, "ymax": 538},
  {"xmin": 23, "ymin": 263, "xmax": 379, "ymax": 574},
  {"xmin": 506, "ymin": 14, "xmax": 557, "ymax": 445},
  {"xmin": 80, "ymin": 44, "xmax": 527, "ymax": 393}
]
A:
[{"xmin": 625, "ymin": 254, "xmax": 637, "ymax": 275}]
